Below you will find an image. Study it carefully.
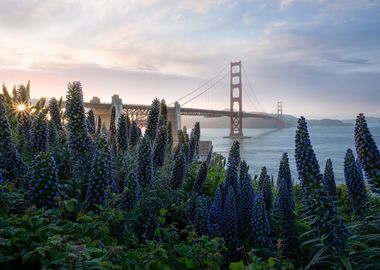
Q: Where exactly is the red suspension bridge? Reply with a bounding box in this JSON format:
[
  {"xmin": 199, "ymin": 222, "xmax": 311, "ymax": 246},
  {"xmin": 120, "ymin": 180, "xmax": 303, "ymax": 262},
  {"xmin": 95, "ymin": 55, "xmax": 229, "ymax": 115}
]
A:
[{"xmin": 84, "ymin": 61, "xmax": 284, "ymax": 139}]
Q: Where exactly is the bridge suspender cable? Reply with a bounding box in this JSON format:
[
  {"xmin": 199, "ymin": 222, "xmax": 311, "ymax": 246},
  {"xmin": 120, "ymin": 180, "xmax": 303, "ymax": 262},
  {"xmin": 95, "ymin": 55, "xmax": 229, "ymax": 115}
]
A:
[
  {"xmin": 180, "ymin": 71, "xmax": 229, "ymax": 106},
  {"xmin": 168, "ymin": 63, "xmax": 229, "ymax": 106},
  {"xmin": 241, "ymin": 64, "xmax": 267, "ymax": 114}
]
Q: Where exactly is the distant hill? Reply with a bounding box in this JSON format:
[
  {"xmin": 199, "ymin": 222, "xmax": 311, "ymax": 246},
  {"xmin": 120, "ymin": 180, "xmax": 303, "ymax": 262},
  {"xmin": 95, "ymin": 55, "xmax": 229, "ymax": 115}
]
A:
[
  {"xmin": 182, "ymin": 114, "xmax": 352, "ymax": 129},
  {"xmin": 342, "ymin": 116, "xmax": 380, "ymax": 126}
]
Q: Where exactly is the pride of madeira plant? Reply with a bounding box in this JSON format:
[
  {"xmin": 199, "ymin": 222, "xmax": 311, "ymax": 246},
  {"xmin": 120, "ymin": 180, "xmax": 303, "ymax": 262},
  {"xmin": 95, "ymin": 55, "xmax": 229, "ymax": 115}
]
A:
[{"xmin": 1, "ymin": 81, "xmax": 380, "ymax": 270}]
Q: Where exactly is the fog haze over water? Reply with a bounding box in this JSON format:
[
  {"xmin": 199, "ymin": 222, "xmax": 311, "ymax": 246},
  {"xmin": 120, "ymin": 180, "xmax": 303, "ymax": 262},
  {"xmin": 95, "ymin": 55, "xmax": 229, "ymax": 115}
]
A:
[{"xmin": 201, "ymin": 125, "xmax": 380, "ymax": 184}]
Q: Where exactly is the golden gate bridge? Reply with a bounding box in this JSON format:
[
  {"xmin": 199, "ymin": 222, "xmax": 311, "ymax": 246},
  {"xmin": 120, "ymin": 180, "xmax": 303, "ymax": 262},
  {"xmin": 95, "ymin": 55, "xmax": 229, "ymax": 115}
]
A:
[{"xmin": 84, "ymin": 61, "xmax": 284, "ymax": 139}]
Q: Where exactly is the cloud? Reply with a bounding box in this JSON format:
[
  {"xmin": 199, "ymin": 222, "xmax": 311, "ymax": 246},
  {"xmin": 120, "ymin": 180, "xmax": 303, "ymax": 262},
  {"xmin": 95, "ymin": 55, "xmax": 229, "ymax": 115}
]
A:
[
  {"xmin": 279, "ymin": 0, "xmax": 295, "ymax": 9},
  {"xmin": 1, "ymin": 0, "xmax": 380, "ymax": 118}
]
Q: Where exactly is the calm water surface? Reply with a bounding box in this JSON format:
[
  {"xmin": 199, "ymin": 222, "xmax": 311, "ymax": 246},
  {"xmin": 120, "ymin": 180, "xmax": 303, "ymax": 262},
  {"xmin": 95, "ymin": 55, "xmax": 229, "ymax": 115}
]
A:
[{"xmin": 201, "ymin": 125, "xmax": 380, "ymax": 183}]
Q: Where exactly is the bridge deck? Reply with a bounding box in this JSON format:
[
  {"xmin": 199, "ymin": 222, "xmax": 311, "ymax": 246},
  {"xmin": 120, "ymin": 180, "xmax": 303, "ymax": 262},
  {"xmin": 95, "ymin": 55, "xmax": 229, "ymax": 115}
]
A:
[{"xmin": 84, "ymin": 102, "xmax": 278, "ymax": 120}]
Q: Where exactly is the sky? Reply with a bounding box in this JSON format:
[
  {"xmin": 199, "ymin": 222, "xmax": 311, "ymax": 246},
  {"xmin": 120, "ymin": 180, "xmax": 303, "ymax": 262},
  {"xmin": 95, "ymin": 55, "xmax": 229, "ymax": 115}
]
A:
[{"xmin": 1, "ymin": 0, "xmax": 379, "ymax": 119}]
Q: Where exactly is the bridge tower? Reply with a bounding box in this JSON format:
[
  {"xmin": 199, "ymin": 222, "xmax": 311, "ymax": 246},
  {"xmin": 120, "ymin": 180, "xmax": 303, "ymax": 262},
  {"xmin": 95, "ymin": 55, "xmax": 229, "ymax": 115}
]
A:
[
  {"xmin": 277, "ymin": 101, "xmax": 283, "ymax": 119},
  {"xmin": 228, "ymin": 61, "xmax": 245, "ymax": 138}
]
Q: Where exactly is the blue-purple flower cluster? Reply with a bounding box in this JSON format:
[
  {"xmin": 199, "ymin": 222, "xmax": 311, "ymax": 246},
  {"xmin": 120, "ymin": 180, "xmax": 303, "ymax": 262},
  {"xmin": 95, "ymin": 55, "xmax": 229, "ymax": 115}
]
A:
[
  {"xmin": 344, "ymin": 149, "xmax": 369, "ymax": 219},
  {"xmin": 116, "ymin": 113, "xmax": 129, "ymax": 153},
  {"xmin": 65, "ymin": 81, "xmax": 94, "ymax": 179},
  {"xmin": 48, "ymin": 98, "xmax": 62, "ymax": 131},
  {"xmin": 252, "ymin": 192, "xmax": 273, "ymax": 248},
  {"xmin": 119, "ymin": 172, "xmax": 142, "ymax": 211},
  {"xmin": 323, "ymin": 159, "xmax": 338, "ymax": 201},
  {"xmin": 295, "ymin": 117, "xmax": 349, "ymax": 250},
  {"xmin": 153, "ymin": 125, "xmax": 168, "ymax": 168},
  {"xmin": 276, "ymin": 176, "xmax": 299, "ymax": 255},
  {"xmin": 194, "ymin": 195, "xmax": 209, "ymax": 236},
  {"xmin": 193, "ymin": 161, "xmax": 208, "ymax": 195},
  {"xmin": 355, "ymin": 113, "xmax": 380, "ymax": 194},
  {"xmin": 136, "ymin": 135, "xmax": 154, "ymax": 188},
  {"xmin": 86, "ymin": 137, "xmax": 114, "ymax": 208},
  {"xmin": 170, "ymin": 149, "xmax": 186, "ymax": 189},
  {"xmin": 86, "ymin": 109, "xmax": 96, "ymax": 135},
  {"xmin": 239, "ymin": 173, "xmax": 254, "ymax": 239},
  {"xmin": 207, "ymin": 185, "xmax": 223, "ymax": 238},
  {"xmin": 258, "ymin": 166, "xmax": 273, "ymax": 225},
  {"xmin": 129, "ymin": 121, "xmax": 140, "ymax": 147},
  {"xmin": 0, "ymin": 97, "xmax": 26, "ymax": 183},
  {"xmin": 31, "ymin": 112, "xmax": 49, "ymax": 153},
  {"xmin": 29, "ymin": 152, "xmax": 60, "ymax": 208},
  {"xmin": 145, "ymin": 98, "xmax": 161, "ymax": 143}
]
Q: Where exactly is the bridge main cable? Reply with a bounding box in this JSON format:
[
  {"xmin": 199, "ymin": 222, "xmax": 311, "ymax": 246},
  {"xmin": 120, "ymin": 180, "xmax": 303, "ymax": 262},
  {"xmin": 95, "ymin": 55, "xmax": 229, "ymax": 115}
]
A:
[
  {"xmin": 180, "ymin": 71, "xmax": 229, "ymax": 106},
  {"xmin": 168, "ymin": 63, "xmax": 229, "ymax": 106}
]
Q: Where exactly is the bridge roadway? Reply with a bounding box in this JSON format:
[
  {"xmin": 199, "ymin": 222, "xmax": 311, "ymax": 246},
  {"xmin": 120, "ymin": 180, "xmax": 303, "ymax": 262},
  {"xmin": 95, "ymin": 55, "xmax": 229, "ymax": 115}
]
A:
[{"xmin": 84, "ymin": 102, "xmax": 278, "ymax": 120}]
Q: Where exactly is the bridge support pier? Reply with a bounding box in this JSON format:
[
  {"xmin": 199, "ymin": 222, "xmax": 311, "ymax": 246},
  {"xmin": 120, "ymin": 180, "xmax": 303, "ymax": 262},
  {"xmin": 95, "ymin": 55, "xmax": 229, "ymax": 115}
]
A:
[{"xmin": 112, "ymin": 95, "xmax": 123, "ymax": 126}]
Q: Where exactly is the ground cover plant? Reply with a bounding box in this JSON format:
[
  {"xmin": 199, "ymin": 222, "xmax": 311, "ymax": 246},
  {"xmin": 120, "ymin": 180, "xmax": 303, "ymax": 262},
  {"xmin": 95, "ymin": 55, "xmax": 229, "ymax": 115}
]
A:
[{"xmin": 1, "ymin": 81, "xmax": 380, "ymax": 269}]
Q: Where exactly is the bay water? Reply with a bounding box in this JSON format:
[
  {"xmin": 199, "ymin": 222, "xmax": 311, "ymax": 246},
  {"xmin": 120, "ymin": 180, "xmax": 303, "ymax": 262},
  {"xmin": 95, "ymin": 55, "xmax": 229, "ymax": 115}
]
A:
[{"xmin": 201, "ymin": 125, "xmax": 380, "ymax": 184}]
